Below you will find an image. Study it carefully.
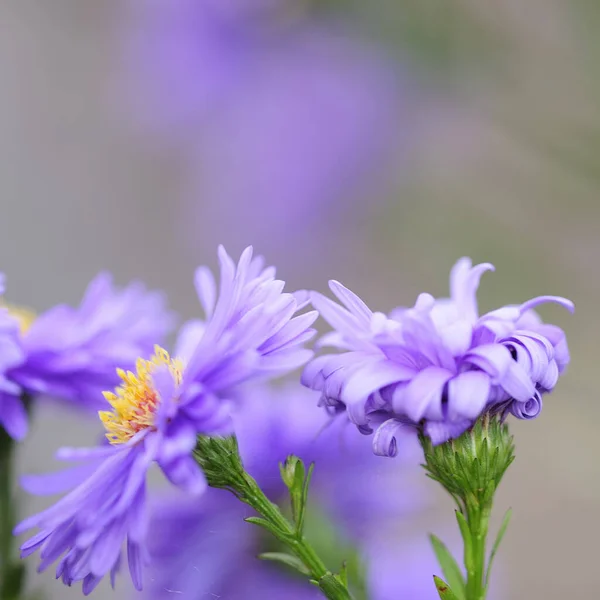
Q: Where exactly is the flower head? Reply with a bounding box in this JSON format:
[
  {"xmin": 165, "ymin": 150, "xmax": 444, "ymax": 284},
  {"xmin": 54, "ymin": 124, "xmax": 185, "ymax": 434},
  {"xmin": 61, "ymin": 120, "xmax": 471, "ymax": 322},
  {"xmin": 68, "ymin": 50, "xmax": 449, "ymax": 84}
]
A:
[
  {"xmin": 302, "ymin": 258, "xmax": 574, "ymax": 454},
  {"xmin": 16, "ymin": 246, "xmax": 317, "ymax": 593},
  {"xmin": 8, "ymin": 272, "xmax": 175, "ymax": 412},
  {"xmin": 143, "ymin": 383, "xmax": 438, "ymax": 600}
]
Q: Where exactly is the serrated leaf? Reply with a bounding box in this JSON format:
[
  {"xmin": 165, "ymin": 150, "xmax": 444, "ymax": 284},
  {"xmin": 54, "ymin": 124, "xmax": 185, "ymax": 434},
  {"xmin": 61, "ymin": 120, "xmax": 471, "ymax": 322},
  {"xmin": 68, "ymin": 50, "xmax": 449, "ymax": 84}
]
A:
[
  {"xmin": 433, "ymin": 575, "xmax": 460, "ymax": 600},
  {"xmin": 259, "ymin": 552, "xmax": 309, "ymax": 575},
  {"xmin": 429, "ymin": 534, "xmax": 466, "ymax": 600},
  {"xmin": 485, "ymin": 507, "xmax": 512, "ymax": 591}
]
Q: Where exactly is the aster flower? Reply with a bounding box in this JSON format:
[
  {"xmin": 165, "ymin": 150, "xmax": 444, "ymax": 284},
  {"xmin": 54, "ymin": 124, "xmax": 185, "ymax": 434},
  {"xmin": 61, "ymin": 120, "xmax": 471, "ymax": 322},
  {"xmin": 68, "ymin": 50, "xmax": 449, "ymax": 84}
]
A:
[
  {"xmin": 15, "ymin": 246, "xmax": 317, "ymax": 593},
  {"xmin": 7, "ymin": 272, "xmax": 174, "ymax": 413},
  {"xmin": 143, "ymin": 382, "xmax": 440, "ymax": 600},
  {"xmin": 302, "ymin": 258, "xmax": 574, "ymax": 454}
]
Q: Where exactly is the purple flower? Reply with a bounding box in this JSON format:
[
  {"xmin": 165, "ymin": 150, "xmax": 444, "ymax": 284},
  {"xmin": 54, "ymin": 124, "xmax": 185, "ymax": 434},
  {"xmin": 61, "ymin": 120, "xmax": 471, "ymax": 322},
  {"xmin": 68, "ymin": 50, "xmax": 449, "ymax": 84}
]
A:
[
  {"xmin": 15, "ymin": 246, "xmax": 317, "ymax": 593},
  {"xmin": 0, "ymin": 275, "xmax": 28, "ymax": 439},
  {"xmin": 8, "ymin": 272, "xmax": 174, "ymax": 412},
  {"xmin": 302, "ymin": 258, "xmax": 574, "ymax": 454},
  {"xmin": 124, "ymin": 0, "xmax": 413, "ymax": 270},
  {"xmin": 142, "ymin": 382, "xmax": 439, "ymax": 600}
]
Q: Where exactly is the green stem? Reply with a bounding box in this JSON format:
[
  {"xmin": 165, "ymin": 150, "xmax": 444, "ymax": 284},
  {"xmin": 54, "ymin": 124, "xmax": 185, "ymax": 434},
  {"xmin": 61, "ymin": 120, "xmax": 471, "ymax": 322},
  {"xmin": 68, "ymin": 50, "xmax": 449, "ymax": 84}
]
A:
[
  {"xmin": 240, "ymin": 470, "xmax": 331, "ymax": 581},
  {"xmin": 0, "ymin": 427, "xmax": 24, "ymax": 600},
  {"xmin": 464, "ymin": 501, "xmax": 491, "ymax": 600},
  {"xmin": 194, "ymin": 437, "xmax": 353, "ymax": 600}
]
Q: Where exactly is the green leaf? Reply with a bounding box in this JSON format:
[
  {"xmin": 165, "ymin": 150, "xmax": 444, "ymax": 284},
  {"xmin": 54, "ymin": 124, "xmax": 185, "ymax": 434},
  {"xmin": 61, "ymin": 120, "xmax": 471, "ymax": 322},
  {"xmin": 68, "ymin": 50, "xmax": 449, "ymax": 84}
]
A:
[
  {"xmin": 296, "ymin": 462, "xmax": 314, "ymax": 535},
  {"xmin": 259, "ymin": 552, "xmax": 310, "ymax": 575},
  {"xmin": 433, "ymin": 575, "xmax": 460, "ymax": 600},
  {"xmin": 485, "ymin": 507, "xmax": 512, "ymax": 590},
  {"xmin": 429, "ymin": 534, "xmax": 466, "ymax": 600},
  {"xmin": 244, "ymin": 516, "xmax": 289, "ymax": 544},
  {"xmin": 455, "ymin": 510, "xmax": 473, "ymax": 570}
]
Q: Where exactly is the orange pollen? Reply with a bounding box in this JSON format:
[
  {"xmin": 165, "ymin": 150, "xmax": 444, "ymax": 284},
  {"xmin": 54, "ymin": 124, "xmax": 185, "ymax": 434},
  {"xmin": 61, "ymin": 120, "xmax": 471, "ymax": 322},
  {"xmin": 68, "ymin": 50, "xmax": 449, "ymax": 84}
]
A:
[{"xmin": 99, "ymin": 345, "xmax": 182, "ymax": 445}]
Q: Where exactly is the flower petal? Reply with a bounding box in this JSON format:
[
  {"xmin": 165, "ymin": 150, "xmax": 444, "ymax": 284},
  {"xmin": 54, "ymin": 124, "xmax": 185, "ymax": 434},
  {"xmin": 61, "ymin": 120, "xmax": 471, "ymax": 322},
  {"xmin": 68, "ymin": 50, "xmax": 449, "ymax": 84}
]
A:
[
  {"xmin": 399, "ymin": 367, "xmax": 454, "ymax": 422},
  {"xmin": 447, "ymin": 371, "xmax": 491, "ymax": 420}
]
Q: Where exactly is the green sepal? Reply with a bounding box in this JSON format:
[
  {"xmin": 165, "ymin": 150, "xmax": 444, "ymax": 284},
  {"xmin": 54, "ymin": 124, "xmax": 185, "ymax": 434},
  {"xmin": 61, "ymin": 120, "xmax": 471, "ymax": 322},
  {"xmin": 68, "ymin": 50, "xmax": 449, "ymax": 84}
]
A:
[
  {"xmin": 259, "ymin": 552, "xmax": 310, "ymax": 575},
  {"xmin": 318, "ymin": 573, "xmax": 354, "ymax": 600},
  {"xmin": 429, "ymin": 534, "xmax": 466, "ymax": 600},
  {"xmin": 433, "ymin": 575, "xmax": 460, "ymax": 600},
  {"xmin": 485, "ymin": 507, "xmax": 512, "ymax": 591}
]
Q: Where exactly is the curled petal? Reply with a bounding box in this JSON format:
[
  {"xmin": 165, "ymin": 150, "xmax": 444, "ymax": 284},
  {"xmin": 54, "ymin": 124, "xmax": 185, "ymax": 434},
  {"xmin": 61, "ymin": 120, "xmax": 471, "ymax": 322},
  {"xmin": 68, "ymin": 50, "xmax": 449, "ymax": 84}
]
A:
[
  {"xmin": 499, "ymin": 361, "xmax": 536, "ymax": 402},
  {"xmin": 372, "ymin": 418, "xmax": 408, "ymax": 457},
  {"xmin": 510, "ymin": 393, "xmax": 542, "ymax": 420},
  {"xmin": 519, "ymin": 296, "xmax": 574, "ymax": 315},
  {"xmin": 449, "ymin": 258, "xmax": 494, "ymax": 323}
]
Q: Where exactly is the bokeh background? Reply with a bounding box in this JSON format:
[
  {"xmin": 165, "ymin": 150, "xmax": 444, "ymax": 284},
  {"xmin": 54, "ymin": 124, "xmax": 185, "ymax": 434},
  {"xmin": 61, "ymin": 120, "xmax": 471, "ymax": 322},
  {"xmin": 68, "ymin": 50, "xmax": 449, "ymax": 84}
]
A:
[{"xmin": 1, "ymin": 1, "xmax": 599, "ymax": 598}]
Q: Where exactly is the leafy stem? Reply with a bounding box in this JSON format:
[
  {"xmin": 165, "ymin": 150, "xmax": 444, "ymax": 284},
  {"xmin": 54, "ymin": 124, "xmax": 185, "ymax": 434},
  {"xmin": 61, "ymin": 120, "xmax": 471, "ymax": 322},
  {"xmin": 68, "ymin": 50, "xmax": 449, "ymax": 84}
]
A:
[{"xmin": 194, "ymin": 436, "xmax": 353, "ymax": 600}]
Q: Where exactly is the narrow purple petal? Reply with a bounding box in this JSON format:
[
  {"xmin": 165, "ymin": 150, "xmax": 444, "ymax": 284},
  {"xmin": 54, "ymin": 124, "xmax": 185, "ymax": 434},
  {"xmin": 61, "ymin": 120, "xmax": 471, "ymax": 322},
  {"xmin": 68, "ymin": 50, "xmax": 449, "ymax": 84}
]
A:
[
  {"xmin": 194, "ymin": 266, "xmax": 216, "ymax": 319},
  {"xmin": 127, "ymin": 539, "xmax": 144, "ymax": 591},
  {"xmin": 0, "ymin": 393, "xmax": 28, "ymax": 440},
  {"xmin": 328, "ymin": 280, "xmax": 373, "ymax": 324}
]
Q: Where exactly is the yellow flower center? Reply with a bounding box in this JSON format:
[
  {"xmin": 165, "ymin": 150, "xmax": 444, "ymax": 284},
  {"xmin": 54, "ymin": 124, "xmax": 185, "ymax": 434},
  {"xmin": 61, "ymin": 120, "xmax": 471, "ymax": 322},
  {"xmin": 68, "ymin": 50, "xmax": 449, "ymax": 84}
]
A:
[
  {"xmin": 2, "ymin": 302, "xmax": 36, "ymax": 334},
  {"xmin": 99, "ymin": 346, "xmax": 183, "ymax": 445}
]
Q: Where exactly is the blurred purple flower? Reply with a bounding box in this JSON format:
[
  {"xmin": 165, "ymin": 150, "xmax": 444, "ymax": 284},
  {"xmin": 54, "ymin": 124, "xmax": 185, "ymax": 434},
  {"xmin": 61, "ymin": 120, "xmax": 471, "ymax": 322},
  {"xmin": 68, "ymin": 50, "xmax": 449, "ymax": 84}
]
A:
[
  {"xmin": 124, "ymin": 0, "xmax": 415, "ymax": 264},
  {"xmin": 302, "ymin": 258, "xmax": 574, "ymax": 453},
  {"xmin": 8, "ymin": 272, "xmax": 174, "ymax": 413},
  {"xmin": 0, "ymin": 275, "xmax": 27, "ymax": 439},
  {"xmin": 143, "ymin": 382, "xmax": 440, "ymax": 600},
  {"xmin": 15, "ymin": 246, "xmax": 317, "ymax": 593}
]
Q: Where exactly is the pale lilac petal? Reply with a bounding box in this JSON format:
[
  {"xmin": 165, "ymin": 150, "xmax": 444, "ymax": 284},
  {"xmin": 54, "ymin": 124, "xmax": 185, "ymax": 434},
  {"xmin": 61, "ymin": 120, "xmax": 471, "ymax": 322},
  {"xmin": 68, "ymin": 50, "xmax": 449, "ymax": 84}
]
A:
[
  {"xmin": 463, "ymin": 344, "xmax": 512, "ymax": 382},
  {"xmin": 447, "ymin": 371, "xmax": 491, "ymax": 420},
  {"xmin": 194, "ymin": 266, "xmax": 217, "ymax": 319},
  {"xmin": 519, "ymin": 296, "xmax": 574, "ymax": 315},
  {"xmin": 499, "ymin": 361, "xmax": 536, "ymax": 402},
  {"xmin": 328, "ymin": 280, "xmax": 373, "ymax": 324},
  {"xmin": 342, "ymin": 360, "xmax": 416, "ymax": 405},
  {"xmin": 449, "ymin": 258, "xmax": 494, "ymax": 323},
  {"xmin": 400, "ymin": 367, "xmax": 454, "ymax": 422},
  {"xmin": 310, "ymin": 291, "xmax": 364, "ymax": 339},
  {"xmin": 425, "ymin": 419, "xmax": 472, "ymax": 445},
  {"xmin": 539, "ymin": 360, "xmax": 559, "ymax": 390}
]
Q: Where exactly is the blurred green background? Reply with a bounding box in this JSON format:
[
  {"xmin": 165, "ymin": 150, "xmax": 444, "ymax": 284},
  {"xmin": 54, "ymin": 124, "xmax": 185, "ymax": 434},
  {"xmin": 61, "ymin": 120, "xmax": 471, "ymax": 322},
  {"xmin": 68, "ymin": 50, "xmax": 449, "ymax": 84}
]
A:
[{"xmin": 1, "ymin": 1, "xmax": 598, "ymax": 598}]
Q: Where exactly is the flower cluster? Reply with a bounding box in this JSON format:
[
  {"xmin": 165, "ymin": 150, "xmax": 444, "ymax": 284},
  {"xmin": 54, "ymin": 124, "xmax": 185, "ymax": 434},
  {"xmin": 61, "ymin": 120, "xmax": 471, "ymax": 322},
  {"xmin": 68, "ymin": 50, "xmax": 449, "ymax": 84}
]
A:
[
  {"xmin": 16, "ymin": 246, "xmax": 317, "ymax": 594},
  {"xmin": 302, "ymin": 258, "xmax": 573, "ymax": 454},
  {"xmin": 0, "ymin": 272, "xmax": 173, "ymax": 440}
]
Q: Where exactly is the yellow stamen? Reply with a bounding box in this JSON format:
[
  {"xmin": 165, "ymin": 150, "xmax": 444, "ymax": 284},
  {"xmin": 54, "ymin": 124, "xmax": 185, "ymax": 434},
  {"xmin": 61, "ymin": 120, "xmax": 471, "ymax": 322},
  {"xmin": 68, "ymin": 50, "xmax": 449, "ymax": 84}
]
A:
[
  {"xmin": 99, "ymin": 345, "xmax": 182, "ymax": 445},
  {"xmin": 2, "ymin": 302, "xmax": 36, "ymax": 334}
]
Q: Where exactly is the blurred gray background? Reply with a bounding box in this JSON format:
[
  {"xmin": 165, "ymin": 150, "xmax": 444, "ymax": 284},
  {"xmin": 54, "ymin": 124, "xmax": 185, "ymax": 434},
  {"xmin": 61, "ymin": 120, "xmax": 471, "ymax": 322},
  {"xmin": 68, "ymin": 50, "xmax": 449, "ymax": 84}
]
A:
[{"xmin": 1, "ymin": 1, "xmax": 599, "ymax": 599}]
